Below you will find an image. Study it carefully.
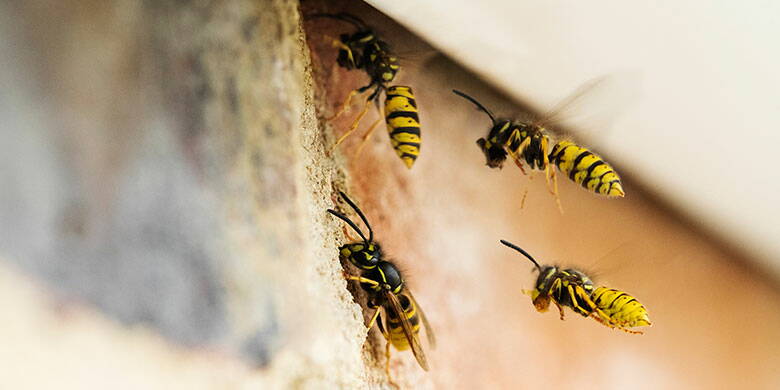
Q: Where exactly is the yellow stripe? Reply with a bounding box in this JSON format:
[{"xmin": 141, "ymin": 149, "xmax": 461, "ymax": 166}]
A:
[
  {"xmin": 386, "ymin": 86, "xmax": 415, "ymax": 100},
  {"xmin": 391, "ymin": 132, "xmax": 421, "ymax": 143}
]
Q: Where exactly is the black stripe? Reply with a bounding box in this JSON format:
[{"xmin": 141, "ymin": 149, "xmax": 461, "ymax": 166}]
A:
[
  {"xmin": 608, "ymin": 292, "xmax": 628, "ymax": 310},
  {"xmin": 594, "ymin": 170, "xmax": 614, "ymax": 193},
  {"xmin": 386, "ymin": 94, "xmax": 417, "ymax": 107},
  {"xmin": 390, "ymin": 126, "xmax": 421, "ymax": 136},
  {"xmin": 550, "ymin": 143, "xmax": 573, "ymax": 163},
  {"xmin": 569, "ymin": 151, "xmax": 593, "ymax": 180},
  {"xmin": 605, "ymin": 180, "xmax": 621, "ymax": 194},
  {"xmin": 386, "ymin": 111, "xmax": 419, "ymax": 121},
  {"xmin": 581, "ymin": 160, "xmax": 605, "ymax": 188},
  {"xmin": 401, "ymin": 153, "xmax": 418, "ymax": 159},
  {"xmin": 386, "ymin": 91, "xmax": 412, "ymax": 97},
  {"xmin": 594, "ymin": 289, "xmax": 608, "ymax": 304},
  {"xmin": 396, "ymin": 141, "xmax": 420, "ymax": 148}
]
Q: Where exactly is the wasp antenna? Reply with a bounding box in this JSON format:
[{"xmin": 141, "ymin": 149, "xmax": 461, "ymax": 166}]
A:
[
  {"xmin": 338, "ymin": 191, "xmax": 374, "ymax": 242},
  {"xmin": 452, "ymin": 89, "xmax": 496, "ymax": 125},
  {"xmin": 327, "ymin": 209, "xmax": 368, "ymax": 242},
  {"xmin": 308, "ymin": 12, "xmax": 368, "ymax": 30},
  {"xmin": 500, "ymin": 240, "xmax": 541, "ymax": 270}
]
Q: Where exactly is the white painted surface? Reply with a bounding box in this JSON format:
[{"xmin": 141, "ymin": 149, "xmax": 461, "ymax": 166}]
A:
[{"xmin": 368, "ymin": 0, "xmax": 780, "ymax": 276}]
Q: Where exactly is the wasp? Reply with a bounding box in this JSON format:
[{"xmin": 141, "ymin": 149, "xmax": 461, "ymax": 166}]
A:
[
  {"xmin": 310, "ymin": 13, "xmax": 421, "ymax": 168},
  {"xmin": 452, "ymin": 89, "xmax": 624, "ymax": 211},
  {"xmin": 327, "ymin": 191, "xmax": 435, "ymax": 382},
  {"xmin": 499, "ymin": 239, "xmax": 651, "ymax": 334}
]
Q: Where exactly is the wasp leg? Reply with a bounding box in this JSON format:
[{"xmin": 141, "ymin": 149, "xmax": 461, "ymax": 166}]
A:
[
  {"xmin": 574, "ymin": 287, "xmax": 615, "ymax": 325},
  {"xmin": 354, "ymin": 117, "xmax": 382, "ymax": 158},
  {"xmin": 548, "ymin": 165, "xmax": 564, "ymax": 214},
  {"xmin": 552, "ymin": 299, "xmax": 566, "ymax": 320},
  {"xmin": 589, "ymin": 313, "xmax": 644, "ymax": 335},
  {"xmin": 330, "ymin": 95, "xmax": 369, "ymax": 150},
  {"xmin": 566, "ymin": 284, "xmax": 595, "ymax": 318},
  {"xmin": 331, "ymin": 95, "xmax": 373, "ymax": 151},
  {"xmin": 326, "ymin": 36, "xmax": 356, "ymax": 66},
  {"xmin": 540, "ymin": 137, "xmax": 553, "ymax": 192},
  {"xmin": 519, "ymin": 188, "xmax": 529, "ymax": 209},
  {"xmin": 329, "ymin": 38, "xmax": 357, "ymax": 68},
  {"xmin": 327, "ymin": 89, "xmax": 361, "ymax": 122},
  {"xmin": 365, "ymin": 84, "xmax": 383, "ymax": 102},
  {"xmin": 345, "ymin": 275, "xmax": 381, "ymax": 287},
  {"xmin": 366, "ymin": 308, "xmax": 381, "ymax": 329},
  {"xmin": 328, "ymin": 77, "xmax": 374, "ymax": 124},
  {"xmin": 509, "ymin": 137, "xmax": 531, "ymax": 175},
  {"xmin": 546, "ymin": 279, "xmax": 566, "ymax": 320},
  {"xmin": 514, "ymin": 160, "xmax": 528, "ymax": 175}
]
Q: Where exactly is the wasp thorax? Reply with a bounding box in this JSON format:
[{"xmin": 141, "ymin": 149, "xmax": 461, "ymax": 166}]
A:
[
  {"xmin": 361, "ymin": 261, "xmax": 403, "ymax": 293},
  {"xmin": 563, "ymin": 269, "xmax": 593, "ymax": 288}
]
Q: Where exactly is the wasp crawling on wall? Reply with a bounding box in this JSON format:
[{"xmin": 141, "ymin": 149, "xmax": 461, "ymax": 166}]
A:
[
  {"xmin": 310, "ymin": 13, "xmax": 421, "ymax": 168},
  {"xmin": 500, "ymin": 240, "xmax": 651, "ymax": 334},
  {"xmin": 327, "ymin": 191, "xmax": 435, "ymax": 384},
  {"xmin": 452, "ymin": 87, "xmax": 624, "ymax": 211}
]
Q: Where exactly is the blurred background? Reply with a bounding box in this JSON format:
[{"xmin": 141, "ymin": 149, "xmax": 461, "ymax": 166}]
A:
[{"xmin": 1, "ymin": 0, "xmax": 779, "ymax": 389}]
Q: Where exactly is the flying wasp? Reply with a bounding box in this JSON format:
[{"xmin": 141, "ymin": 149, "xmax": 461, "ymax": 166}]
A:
[
  {"xmin": 327, "ymin": 191, "xmax": 435, "ymax": 383},
  {"xmin": 452, "ymin": 88, "xmax": 624, "ymax": 211},
  {"xmin": 499, "ymin": 239, "xmax": 651, "ymax": 334},
  {"xmin": 310, "ymin": 13, "xmax": 421, "ymax": 168}
]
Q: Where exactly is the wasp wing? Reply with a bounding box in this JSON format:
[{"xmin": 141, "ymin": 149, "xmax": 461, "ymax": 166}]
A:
[
  {"xmin": 535, "ymin": 77, "xmax": 608, "ymax": 128},
  {"xmin": 405, "ymin": 289, "xmax": 436, "ymax": 349},
  {"xmin": 533, "ymin": 73, "xmax": 640, "ymax": 136},
  {"xmin": 384, "ymin": 290, "xmax": 429, "ymax": 371}
]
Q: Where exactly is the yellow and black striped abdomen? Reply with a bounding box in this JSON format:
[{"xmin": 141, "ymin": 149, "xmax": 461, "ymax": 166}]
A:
[
  {"xmin": 385, "ymin": 293, "xmax": 421, "ymax": 350},
  {"xmin": 384, "ymin": 86, "xmax": 421, "ymax": 169},
  {"xmin": 592, "ymin": 287, "xmax": 651, "ymax": 328},
  {"xmin": 549, "ymin": 140, "xmax": 624, "ymax": 197}
]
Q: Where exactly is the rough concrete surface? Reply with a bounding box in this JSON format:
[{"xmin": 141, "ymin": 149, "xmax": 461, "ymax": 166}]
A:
[
  {"xmin": 1, "ymin": 0, "xmax": 780, "ymax": 389},
  {"xmin": 0, "ymin": 0, "xmax": 381, "ymax": 388}
]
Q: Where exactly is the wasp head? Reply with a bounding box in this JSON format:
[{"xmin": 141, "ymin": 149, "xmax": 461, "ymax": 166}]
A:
[
  {"xmin": 340, "ymin": 242, "xmax": 382, "ymax": 270},
  {"xmin": 477, "ymin": 138, "xmax": 507, "ymax": 168}
]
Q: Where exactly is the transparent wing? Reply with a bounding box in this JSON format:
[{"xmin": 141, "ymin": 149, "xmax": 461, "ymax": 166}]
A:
[
  {"xmin": 384, "ymin": 290, "xmax": 429, "ymax": 371},
  {"xmin": 533, "ymin": 73, "xmax": 641, "ymax": 136},
  {"xmin": 405, "ymin": 289, "xmax": 436, "ymax": 349},
  {"xmin": 535, "ymin": 77, "xmax": 607, "ymax": 128}
]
